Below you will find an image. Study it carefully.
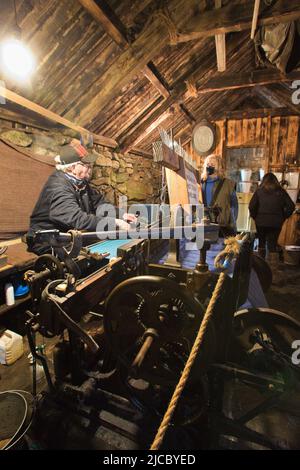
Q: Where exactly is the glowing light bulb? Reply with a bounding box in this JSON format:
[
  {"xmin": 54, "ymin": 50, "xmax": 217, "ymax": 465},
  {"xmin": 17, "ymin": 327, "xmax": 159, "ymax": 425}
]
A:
[{"xmin": 0, "ymin": 38, "xmax": 35, "ymax": 81}]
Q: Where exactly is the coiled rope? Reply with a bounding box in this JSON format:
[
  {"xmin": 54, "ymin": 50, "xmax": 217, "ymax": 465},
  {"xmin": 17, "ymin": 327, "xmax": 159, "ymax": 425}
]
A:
[{"xmin": 150, "ymin": 235, "xmax": 243, "ymax": 450}]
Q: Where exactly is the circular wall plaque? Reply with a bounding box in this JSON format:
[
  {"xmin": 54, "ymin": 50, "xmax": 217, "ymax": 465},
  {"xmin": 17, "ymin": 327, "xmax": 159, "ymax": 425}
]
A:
[{"xmin": 192, "ymin": 120, "xmax": 216, "ymax": 156}]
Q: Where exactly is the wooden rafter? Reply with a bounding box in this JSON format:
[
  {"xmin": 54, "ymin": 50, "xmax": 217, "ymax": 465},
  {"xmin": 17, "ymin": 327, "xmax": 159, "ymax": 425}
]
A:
[
  {"xmin": 118, "ymin": 34, "xmax": 252, "ymax": 151},
  {"xmin": 250, "ymin": 0, "xmax": 261, "ymax": 40},
  {"xmin": 118, "ymin": 69, "xmax": 202, "ymax": 152},
  {"xmin": 123, "ymin": 108, "xmax": 175, "ymax": 150},
  {"xmin": 142, "ymin": 62, "xmax": 170, "ymax": 99},
  {"xmin": 0, "ymin": 86, "xmax": 152, "ymax": 157},
  {"xmin": 214, "ymin": 0, "xmax": 226, "ymax": 72},
  {"xmin": 215, "ymin": 107, "xmax": 299, "ymax": 120},
  {"xmin": 77, "ymin": 0, "xmax": 127, "ymax": 47},
  {"xmin": 198, "ymin": 70, "xmax": 300, "ymax": 94},
  {"xmin": 0, "ymin": 86, "xmax": 117, "ymax": 147},
  {"xmin": 71, "ymin": 0, "xmax": 300, "ymax": 128},
  {"xmin": 78, "ymin": 0, "xmax": 171, "ymax": 101},
  {"xmin": 171, "ymin": 0, "xmax": 300, "ymax": 43},
  {"xmin": 179, "ymin": 104, "xmax": 196, "ymax": 125}
]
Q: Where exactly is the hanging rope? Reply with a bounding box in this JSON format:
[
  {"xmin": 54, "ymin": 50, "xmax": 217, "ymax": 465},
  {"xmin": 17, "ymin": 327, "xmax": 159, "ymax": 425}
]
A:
[
  {"xmin": 153, "ymin": 7, "xmax": 180, "ymax": 45},
  {"xmin": 214, "ymin": 235, "xmax": 243, "ymax": 270},
  {"xmin": 150, "ymin": 235, "xmax": 242, "ymax": 450}
]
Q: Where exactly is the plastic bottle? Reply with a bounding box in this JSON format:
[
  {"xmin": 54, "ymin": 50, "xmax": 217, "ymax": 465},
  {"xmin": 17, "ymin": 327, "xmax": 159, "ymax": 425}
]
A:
[
  {"xmin": 5, "ymin": 283, "xmax": 15, "ymax": 306},
  {"xmin": 0, "ymin": 330, "xmax": 24, "ymax": 364}
]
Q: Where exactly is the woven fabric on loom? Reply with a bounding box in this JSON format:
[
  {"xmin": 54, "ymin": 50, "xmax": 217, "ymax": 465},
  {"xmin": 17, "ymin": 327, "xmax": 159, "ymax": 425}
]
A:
[{"xmin": 0, "ymin": 140, "xmax": 54, "ymax": 240}]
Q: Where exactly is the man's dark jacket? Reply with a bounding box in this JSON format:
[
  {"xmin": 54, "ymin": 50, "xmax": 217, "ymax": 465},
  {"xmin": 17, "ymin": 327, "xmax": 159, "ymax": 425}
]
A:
[
  {"xmin": 27, "ymin": 170, "xmax": 109, "ymax": 253},
  {"xmin": 249, "ymin": 187, "xmax": 295, "ymax": 228}
]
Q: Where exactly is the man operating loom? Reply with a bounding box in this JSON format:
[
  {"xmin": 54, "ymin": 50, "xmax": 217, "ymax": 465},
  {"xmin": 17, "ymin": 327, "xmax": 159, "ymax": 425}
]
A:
[{"xmin": 26, "ymin": 142, "xmax": 135, "ymax": 254}]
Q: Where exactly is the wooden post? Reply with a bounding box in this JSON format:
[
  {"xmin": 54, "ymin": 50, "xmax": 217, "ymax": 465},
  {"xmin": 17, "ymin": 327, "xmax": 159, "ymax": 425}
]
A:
[
  {"xmin": 251, "ymin": 0, "xmax": 261, "ymax": 40},
  {"xmin": 214, "ymin": 0, "xmax": 226, "ymax": 72},
  {"xmin": 265, "ymin": 115, "xmax": 272, "ymax": 173}
]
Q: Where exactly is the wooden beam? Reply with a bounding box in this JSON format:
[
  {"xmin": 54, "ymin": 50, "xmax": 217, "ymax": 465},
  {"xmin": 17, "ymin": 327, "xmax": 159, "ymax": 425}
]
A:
[
  {"xmin": 179, "ymin": 104, "xmax": 196, "ymax": 125},
  {"xmin": 142, "ymin": 62, "xmax": 170, "ymax": 99},
  {"xmin": 78, "ymin": 0, "xmax": 171, "ymax": 101},
  {"xmin": 214, "ymin": 107, "xmax": 298, "ymax": 120},
  {"xmin": 71, "ymin": 0, "xmax": 300, "ymax": 127},
  {"xmin": 198, "ymin": 70, "xmax": 300, "ymax": 94},
  {"xmin": 0, "ymin": 86, "xmax": 117, "ymax": 148},
  {"xmin": 250, "ymin": 0, "xmax": 261, "ymax": 40},
  {"xmin": 121, "ymin": 108, "xmax": 175, "ymax": 151},
  {"xmin": 214, "ymin": 0, "xmax": 226, "ymax": 72},
  {"xmin": 77, "ymin": 0, "xmax": 127, "ymax": 47},
  {"xmin": 130, "ymin": 147, "xmax": 153, "ymax": 158},
  {"xmin": 68, "ymin": 0, "xmax": 212, "ymax": 126},
  {"xmin": 117, "ymin": 36, "xmax": 250, "ymax": 152},
  {"xmin": 118, "ymin": 78, "xmax": 190, "ymax": 152},
  {"xmin": 172, "ymin": 0, "xmax": 300, "ymax": 43}
]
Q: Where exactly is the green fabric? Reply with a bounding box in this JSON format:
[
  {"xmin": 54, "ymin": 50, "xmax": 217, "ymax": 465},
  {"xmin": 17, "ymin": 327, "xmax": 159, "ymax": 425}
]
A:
[{"xmin": 203, "ymin": 178, "xmax": 236, "ymax": 229}]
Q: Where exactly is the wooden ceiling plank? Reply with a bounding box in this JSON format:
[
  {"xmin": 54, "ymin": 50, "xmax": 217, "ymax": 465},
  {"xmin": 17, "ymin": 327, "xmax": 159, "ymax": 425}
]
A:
[
  {"xmin": 71, "ymin": 0, "xmax": 300, "ymax": 127},
  {"xmin": 69, "ymin": 0, "xmax": 219, "ymax": 126},
  {"xmin": 214, "ymin": 0, "xmax": 226, "ymax": 72},
  {"xmin": 78, "ymin": 0, "xmax": 171, "ymax": 102},
  {"xmin": 122, "ymin": 108, "xmax": 174, "ymax": 152}
]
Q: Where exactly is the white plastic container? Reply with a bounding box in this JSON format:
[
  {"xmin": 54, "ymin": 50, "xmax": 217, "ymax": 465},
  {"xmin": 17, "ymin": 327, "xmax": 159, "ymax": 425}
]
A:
[
  {"xmin": 240, "ymin": 169, "xmax": 252, "ymax": 182},
  {"xmin": 0, "ymin": 330, "xmax": 24, "ymax": 365},
  {"xmin": 239, "ymin": 182, "xmax": 252, "ymax": 193},
  {"xmin": 4, "ymin": 283, "xmax": 15, "ymax": 306}
]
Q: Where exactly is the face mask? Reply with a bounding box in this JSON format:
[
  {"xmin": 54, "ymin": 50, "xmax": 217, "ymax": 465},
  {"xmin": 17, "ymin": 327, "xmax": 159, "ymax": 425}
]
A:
[{"xmin": 206, "ymin": 166, "xmax": 215, "ymax": 175}]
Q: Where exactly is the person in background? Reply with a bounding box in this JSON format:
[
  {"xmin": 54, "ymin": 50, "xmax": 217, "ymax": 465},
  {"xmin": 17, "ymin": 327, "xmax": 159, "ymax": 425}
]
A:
[
  {"xmin": 249, "ymin": 172, "xmax": 295, "ymax": 283},
  {"xmin": 27, "ymin": 142, "xmax": 136, "ymax": 254},
  {"xmin": 200, "ymin": 154, "xmax": 238, "ymax": 237}
]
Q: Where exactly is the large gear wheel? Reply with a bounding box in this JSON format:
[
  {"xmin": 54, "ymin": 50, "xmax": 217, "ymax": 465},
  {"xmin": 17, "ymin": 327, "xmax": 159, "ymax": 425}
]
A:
[
  {"xmin": 104, "ymin": 275, "xmax": 216, "ymax": 424},
  {"xmin": 34, "ymin": 254, "xmax": 64, "ymax": 280}
]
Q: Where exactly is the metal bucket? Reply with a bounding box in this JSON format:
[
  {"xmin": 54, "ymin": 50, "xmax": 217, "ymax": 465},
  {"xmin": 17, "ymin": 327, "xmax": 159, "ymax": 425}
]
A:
[
  {"xmin": 0, "ymin": 391, "xmax": 34, "ymax": 450},
  {"xmin": 284, "ymin": 246, "xmax": 300, "ymax": 266}
]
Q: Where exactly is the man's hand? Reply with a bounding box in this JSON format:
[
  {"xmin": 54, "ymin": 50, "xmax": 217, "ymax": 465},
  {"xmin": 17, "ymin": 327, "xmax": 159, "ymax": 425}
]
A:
[
  {"xmin": 123, "ymin": 213, "xmax": 137, "ymax": 223},
  {"xmin": 115, "ymin": 218, "xmax": 131, "ymax": 231}
]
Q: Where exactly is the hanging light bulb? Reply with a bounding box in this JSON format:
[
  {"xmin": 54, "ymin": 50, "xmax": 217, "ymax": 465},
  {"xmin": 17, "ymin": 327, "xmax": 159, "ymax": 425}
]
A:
[
  {"xmin": 0, "ymin": 38, "xmax": 35, "ymax": 81},
  {"xmin": 0, "ymin": 0, "xmax": 35, "ymax": 82}
]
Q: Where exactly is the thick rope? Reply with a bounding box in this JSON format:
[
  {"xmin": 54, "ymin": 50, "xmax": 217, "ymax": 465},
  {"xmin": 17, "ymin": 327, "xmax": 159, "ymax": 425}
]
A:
[
  {"xmin": 150, "ymin": 237, "xmax": 242, "ymax": 450},
  {"xmin": 154, "ymin": 8, "xmax": 179, "ymax": 45},
  {"xmin": 214, "ymin": 236, "xmax": 242, "ymax": 269}
]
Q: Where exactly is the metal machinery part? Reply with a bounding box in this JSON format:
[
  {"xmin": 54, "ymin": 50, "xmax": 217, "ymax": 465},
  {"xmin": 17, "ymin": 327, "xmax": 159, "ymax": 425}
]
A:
[
  {"xmin": 209, "ymin": 307, "xmax": 300, "ymax": 450},
  {"xmin": 23, "ymin": 229, "xmax": 300, "ymax": 449},
  {"xmin": 251, "ymin": 252, "xmax": 272, "ymax": 293},
  {"xmin": 104, "ymin": 275, "xmax": 216, "ymax": 424}
]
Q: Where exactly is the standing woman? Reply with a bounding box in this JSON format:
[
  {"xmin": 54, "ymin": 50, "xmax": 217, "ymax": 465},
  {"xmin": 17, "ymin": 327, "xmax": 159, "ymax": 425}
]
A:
[
  {"xmin": 200, "ymin": 154, "xmax": 238, "ymax": 237},
  {"xmin": 249, "ymin": 172, "xmax": 295, "ymax": 281}
]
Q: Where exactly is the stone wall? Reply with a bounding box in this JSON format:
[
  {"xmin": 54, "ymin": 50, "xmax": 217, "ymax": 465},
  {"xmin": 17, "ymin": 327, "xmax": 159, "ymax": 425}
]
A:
[
  {"xmin": 0, "ymin": 125, "xmax": 162, "ymax": 205},
  {"xmin": 91, "ymin": 145, "xmax": 161, "ymax": 205}
]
